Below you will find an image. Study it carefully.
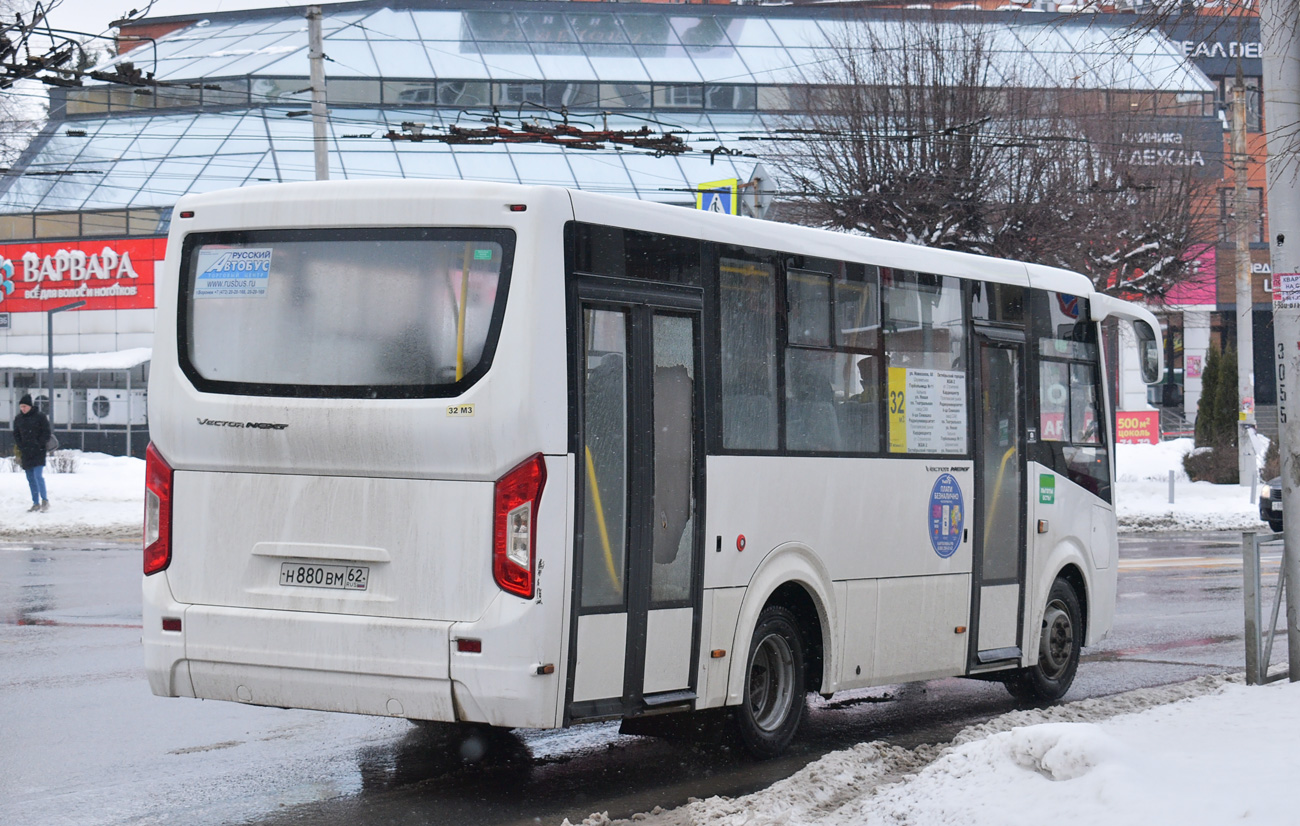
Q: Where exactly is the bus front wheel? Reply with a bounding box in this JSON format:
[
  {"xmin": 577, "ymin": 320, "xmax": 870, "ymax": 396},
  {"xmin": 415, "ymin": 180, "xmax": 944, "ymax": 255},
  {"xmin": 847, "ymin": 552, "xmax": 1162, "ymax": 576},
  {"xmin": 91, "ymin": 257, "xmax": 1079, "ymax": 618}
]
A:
[
  {"xmin": 1005, "ymin": 578, "xmax": 1082, "ymax": 702},
  {"xmin": 735, "ymin": 606, "xmax": 806, "ymax": 758}
]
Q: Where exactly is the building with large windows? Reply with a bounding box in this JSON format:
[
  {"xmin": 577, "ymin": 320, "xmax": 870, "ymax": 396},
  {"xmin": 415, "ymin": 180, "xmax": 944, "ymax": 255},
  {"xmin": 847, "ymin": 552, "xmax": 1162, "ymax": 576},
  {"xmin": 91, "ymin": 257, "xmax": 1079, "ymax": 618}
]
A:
[{"xmin": 0, "ymin": 0, "xmax": 1221, "ymax": 453}]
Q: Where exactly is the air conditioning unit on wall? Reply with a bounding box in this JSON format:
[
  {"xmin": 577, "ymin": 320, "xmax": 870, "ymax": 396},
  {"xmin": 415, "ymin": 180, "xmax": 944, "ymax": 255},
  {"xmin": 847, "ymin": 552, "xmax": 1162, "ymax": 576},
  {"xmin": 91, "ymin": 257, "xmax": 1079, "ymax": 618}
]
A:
[
  {"xmin": 32, "ymin": 390, "xmax": 88, "ymax": 425},
  {"xmin": 86, "ymin": 389, "xmax": 147, "ymax": 425}
]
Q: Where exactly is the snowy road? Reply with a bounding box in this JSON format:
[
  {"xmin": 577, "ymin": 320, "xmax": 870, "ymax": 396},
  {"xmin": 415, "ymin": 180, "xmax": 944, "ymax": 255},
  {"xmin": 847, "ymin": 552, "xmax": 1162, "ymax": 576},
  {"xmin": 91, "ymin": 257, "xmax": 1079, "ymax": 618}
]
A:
[{"xmin": 0, "ymin": 531, "xmax": 1261, "ymax": 826}]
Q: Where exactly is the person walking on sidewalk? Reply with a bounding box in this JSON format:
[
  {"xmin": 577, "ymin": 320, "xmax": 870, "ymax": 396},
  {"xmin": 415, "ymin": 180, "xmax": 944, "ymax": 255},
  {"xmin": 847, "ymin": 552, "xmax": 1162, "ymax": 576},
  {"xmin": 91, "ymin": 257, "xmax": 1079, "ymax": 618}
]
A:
[{"xmin": 13, "ymin": 393, "xmax": 51, "ymax": 512}]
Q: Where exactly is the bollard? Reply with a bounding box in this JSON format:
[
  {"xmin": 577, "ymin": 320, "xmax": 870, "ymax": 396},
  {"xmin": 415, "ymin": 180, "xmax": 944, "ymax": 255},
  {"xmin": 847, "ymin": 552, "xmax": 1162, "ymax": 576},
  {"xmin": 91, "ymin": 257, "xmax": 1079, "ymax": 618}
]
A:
[
  {"xmin": 1168, "ymin": 469, "xmax": 1175, "ymax": 505},
  {"xmin": 1244, "ymin": 531, "xmax": 1262, "ymax": 684}
]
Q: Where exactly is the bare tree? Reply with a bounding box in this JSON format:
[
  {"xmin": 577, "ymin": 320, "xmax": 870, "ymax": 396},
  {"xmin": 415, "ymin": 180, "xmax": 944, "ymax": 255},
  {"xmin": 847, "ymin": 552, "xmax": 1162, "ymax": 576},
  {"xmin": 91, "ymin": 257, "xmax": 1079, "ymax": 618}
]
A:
[
  {"xmin": 1, "ymin": 0, "xmax": 49, "ymax": 166},
  {"xmin": 770, "ymin": 14, "xmax": 1218, "ymax": 300}
]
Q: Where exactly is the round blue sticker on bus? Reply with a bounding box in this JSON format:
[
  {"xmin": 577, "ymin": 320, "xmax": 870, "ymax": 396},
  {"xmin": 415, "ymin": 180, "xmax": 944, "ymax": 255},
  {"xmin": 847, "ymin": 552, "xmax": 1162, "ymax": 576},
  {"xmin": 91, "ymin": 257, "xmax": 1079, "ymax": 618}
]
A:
[{"xmin": 928, "ymin": 473, "xmax": 964, "ymax": 558}]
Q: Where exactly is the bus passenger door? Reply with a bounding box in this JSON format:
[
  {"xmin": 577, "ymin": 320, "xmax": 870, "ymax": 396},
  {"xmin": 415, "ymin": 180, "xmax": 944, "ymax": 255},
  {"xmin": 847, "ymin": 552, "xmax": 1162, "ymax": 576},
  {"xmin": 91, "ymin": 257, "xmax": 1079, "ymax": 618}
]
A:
[
  {"xmin": 568, "ymin": 283, "xmax": 704, "ymax": 721},
  {"xmin": 971, "ymin": 334, "xmax": 1027, "ymax": 669}
]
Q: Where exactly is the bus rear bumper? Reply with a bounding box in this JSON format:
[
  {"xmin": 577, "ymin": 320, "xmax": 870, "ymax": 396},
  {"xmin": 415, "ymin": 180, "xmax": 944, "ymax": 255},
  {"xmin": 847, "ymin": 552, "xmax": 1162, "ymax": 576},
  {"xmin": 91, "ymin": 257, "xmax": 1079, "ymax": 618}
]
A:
[{"xmin": 144, "ymin": 599, "xmax": 457, "ymax": 722}]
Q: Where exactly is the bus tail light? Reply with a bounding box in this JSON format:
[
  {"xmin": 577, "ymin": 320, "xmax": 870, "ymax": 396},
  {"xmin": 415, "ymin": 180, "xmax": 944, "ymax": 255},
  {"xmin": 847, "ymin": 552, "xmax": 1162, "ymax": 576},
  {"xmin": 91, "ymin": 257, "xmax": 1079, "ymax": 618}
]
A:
[
  {"xmin": 493, "ymin": 453, "xmax": 547, "ymax": 599},
  {"xmin": 144, "ymin": 443, "xmax": 174, "ymax": 575}
]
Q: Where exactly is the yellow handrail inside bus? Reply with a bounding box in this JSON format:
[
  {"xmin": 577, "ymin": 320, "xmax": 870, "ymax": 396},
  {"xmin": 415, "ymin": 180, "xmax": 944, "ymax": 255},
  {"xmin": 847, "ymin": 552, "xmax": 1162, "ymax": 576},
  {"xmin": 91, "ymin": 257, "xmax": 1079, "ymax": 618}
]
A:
[
  {"xmin": 584, "ymin": 445, "xmax": 623, "ymax": 592},
  {"xmin": 455, "ymin": 244, "xmax": 472, "ymax": 381},
  {"xmin": 982, "ymin": 445, "xmax": 1018, "ymax": 546}
]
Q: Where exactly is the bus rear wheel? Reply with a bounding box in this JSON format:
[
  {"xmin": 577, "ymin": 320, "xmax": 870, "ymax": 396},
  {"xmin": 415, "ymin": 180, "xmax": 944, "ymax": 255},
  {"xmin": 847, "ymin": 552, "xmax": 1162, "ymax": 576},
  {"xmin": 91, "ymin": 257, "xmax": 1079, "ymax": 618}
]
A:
[
  {"xmin": 735, "ymin": 606, "xmax": 806, "ymax": 758},
  {"xmin": 1005, "ymin": 578, "xmax": 1082, "ymax": 702}
]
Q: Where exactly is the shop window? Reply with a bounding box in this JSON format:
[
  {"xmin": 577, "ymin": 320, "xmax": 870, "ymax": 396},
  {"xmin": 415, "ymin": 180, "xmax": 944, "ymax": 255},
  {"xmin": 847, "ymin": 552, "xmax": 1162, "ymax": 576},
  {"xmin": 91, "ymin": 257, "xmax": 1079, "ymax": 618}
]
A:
[
  {"xmin": 325, "ymin": 80, "xmax": 379, "ymax": 105},
  {"xmin": 494, "ymin": 83, "xmax": 545, "ymax": 107},
  {"xmin": 438, "ymin": 81, "xmax": 491, "ymax": 107},
  {"xmin": 82, "ymin": 212, "xmax": 129, "ymax": 236},
  {"xmin": 0, "ymin": 214, "xmax": 34, "ymax": 241},
  {"xmin": 756, "ymin": 86, "xmax": 792, "ymax": 111},
  {"xmin": 109, "ymin": 87, "xmax": 153, "ymax": 113},
  {"xmin": 383, "ymin": 82, "xmax": 437, "ymax": 105},
  {"xmin": 65, "ymin": 88, "xmax": 110, "ymax": 115},
  {"xmin": 653, "ymin": 85, "xmax": 703, "ymax": 108},
  {"xmin": 598, "ymin": 83, "xmax": 651, "ymax": 109},
  {"xmin": 705, "ymin": 85, "xmax": 756, "ymax": 111},
  {"xmin": 34, "ymin": 213, "xmax": 80, "ymax": 238},
  {"xmin": 128, "ymin": 208, "xmax": 169, "ymax": 236},
  {"xmin": 155, "ymin": 85, "xmax": 202, "ymax": 108},
  {"xmin": 546, "ymin": 83, "xmax": 598, "ymax": 108}
]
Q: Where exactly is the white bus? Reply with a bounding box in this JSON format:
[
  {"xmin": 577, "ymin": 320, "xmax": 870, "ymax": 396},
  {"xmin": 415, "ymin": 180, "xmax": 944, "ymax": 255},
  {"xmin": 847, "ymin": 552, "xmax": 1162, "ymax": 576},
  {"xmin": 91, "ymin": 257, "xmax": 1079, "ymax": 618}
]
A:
[{"xmin": 143, "ymin": 180, "xmax": 1162, "ymax": 757}]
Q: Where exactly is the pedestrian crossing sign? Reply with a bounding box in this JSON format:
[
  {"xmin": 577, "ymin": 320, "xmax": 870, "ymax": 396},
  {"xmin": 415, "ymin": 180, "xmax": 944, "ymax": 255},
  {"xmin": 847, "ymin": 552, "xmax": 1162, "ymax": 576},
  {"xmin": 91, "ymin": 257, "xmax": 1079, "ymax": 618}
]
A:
[{"xmin": 696, "ymin": 179, "xmax": 739, "ymax": 215}]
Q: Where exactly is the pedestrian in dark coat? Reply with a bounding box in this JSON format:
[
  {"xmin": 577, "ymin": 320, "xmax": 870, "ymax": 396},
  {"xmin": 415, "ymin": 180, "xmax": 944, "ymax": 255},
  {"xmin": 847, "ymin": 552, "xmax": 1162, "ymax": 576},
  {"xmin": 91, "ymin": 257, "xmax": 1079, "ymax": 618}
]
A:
[{"xmin": 13, "ymin": 393, "xmax": 51, "ymax": 512}]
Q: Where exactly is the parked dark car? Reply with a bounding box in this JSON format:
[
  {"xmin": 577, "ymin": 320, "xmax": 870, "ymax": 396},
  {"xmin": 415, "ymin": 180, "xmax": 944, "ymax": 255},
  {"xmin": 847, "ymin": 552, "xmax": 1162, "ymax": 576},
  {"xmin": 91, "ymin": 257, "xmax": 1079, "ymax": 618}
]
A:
[{"xmin": 1260, "ymin": 477, "xmax": 1283, "ymax": 533}]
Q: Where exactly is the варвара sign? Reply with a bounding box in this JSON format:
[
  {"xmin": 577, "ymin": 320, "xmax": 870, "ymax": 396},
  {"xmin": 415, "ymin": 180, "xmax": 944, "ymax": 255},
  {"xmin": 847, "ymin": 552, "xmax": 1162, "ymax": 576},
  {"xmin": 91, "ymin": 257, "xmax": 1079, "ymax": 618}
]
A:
[{"xmin": 0, "ymin": 237, "xmax": 161, "ymax": 313}]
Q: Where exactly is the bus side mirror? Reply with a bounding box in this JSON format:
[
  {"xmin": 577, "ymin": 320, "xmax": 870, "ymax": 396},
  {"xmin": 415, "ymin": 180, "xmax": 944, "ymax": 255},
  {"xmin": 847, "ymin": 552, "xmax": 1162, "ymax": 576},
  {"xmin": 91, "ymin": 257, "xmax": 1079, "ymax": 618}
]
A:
[{"xmin": 1134, "ymin": 320, "xmax": 1161, "ymax": 384}]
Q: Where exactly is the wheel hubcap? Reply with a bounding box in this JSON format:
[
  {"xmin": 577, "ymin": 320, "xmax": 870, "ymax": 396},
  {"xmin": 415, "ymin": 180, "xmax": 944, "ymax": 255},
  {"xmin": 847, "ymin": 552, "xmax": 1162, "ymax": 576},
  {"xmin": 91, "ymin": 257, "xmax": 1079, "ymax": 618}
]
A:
[
  {"xmin": 1039, "ymin": 599, "xmax": 1073, "ymax": 680},
  {"xmin": 748, "ymin": 632, "xmax": 795, "ymax": 732}
]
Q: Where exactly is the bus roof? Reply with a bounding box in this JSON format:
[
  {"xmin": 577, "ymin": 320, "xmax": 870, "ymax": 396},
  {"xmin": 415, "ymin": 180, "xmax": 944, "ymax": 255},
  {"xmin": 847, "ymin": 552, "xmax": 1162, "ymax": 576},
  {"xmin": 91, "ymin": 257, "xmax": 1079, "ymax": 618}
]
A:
[{"xmin": 175, "ymin": 179, "xmax": 1099, "ymax": 299}]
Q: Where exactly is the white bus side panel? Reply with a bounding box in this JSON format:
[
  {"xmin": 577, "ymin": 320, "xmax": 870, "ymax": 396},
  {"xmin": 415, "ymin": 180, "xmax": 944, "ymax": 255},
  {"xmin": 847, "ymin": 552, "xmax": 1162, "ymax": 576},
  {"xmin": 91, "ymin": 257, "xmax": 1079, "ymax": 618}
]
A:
[
  {"xmin": 705, "ymin": 456, "xmax": 975, "ymax": 697},
  {"xmin": 704, "ymin": 456, "xmax": 975, "ymax": 586},
  {"xmin": 1025, "ymin": 461, "xmax": 1116, "ymax": 657},
  {"xmin": 872, "ymin": 574, "xmax": 971, "ymax": 684},
  {"xmin": 701, "ymin": 587, "xmax": 745, "ymax": 707}
]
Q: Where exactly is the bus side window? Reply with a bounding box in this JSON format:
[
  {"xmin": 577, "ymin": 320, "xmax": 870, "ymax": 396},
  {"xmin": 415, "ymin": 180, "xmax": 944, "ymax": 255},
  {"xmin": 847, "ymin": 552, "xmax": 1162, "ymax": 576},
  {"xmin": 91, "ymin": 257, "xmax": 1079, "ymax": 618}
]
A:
[
  {"xmin": 882, "ymin": 270, "xmax": 966, "ymax": 455},
  {"xmin": 1030, "ymin": 290, "xmax": 1111, "ymax": 502},
  {"xmin": 719, "ymin": 253, "xmax": 778, "ymax": 451}
]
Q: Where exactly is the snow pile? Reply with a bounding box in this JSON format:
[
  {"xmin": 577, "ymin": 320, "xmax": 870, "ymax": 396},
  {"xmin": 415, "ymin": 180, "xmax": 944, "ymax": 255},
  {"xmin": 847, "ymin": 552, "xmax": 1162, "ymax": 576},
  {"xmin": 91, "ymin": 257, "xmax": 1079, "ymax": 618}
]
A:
[
  {"xmin": 572, "ymin": 676, "xmax": 1300, "ymax": 826},
  {"xmin": 1113, "ymin": 437, "xmax": 1269, "ymax": 532},
  {"xmin": 1114, "ymin": 437, "xmax": 1196, "ymax": 482},
  {"xmin": 0, "ymin": 451, "xmax": 143, "ymax": 538}
]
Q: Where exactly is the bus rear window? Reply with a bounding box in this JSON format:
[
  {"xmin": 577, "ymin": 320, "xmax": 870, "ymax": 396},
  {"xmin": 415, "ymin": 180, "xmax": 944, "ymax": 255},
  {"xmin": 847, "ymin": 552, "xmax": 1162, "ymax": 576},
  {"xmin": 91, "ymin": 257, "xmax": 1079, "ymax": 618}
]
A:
[{"xmin": 180, "ymin": 228, "xmax": 514, "ymax": 397}]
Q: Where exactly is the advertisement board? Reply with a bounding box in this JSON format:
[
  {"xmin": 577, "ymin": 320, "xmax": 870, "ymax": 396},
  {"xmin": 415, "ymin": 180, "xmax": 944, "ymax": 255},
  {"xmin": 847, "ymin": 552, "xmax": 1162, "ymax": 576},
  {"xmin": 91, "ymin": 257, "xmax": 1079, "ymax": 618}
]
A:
[
  {"xmin": 0, "ymin": 237, "xmax": 163, "ymax": 314},
  {"xmin": 1115, "ymin": 411, "xmax": 1160, "ymax": 445}
]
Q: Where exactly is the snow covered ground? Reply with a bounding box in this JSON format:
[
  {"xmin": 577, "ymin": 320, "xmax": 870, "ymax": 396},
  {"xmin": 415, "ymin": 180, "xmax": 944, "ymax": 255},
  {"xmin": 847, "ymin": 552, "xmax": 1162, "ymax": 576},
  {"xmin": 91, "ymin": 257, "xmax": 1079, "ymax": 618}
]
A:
[
  {"xmin": 0, "ymin": 451, "xmax": 143, "ymax": 539},
  {"xmin": 1114, "ymin": 438, "xmax": 1272, "ymax": 532},
  {"xmin": 567, "ymin": 676, "xmax": 1300, "ymax": 826}
]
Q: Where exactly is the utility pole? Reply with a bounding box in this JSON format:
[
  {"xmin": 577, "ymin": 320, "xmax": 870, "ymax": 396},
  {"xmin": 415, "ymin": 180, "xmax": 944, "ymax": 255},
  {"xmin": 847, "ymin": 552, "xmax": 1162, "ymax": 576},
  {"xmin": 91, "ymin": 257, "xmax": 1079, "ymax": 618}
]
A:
[
  {"xmin": 1260, "ymin": 0, "xmax": 1300, "ymax": 681},
  {"xmin": 1232, "ymin": 68, "xmax": 1257, "ymax": 488},
  {"xmin": 306, "ymin": 6, "xmax": 329, "ymax": 181}
]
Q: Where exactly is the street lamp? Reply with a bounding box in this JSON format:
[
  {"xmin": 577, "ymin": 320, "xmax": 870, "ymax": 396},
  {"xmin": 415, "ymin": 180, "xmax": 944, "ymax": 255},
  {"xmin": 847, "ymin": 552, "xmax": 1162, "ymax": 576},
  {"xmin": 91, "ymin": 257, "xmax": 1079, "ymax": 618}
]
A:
[{"xmin": 46, "ymin": 300, "xmax": 86, "ymax": 430}]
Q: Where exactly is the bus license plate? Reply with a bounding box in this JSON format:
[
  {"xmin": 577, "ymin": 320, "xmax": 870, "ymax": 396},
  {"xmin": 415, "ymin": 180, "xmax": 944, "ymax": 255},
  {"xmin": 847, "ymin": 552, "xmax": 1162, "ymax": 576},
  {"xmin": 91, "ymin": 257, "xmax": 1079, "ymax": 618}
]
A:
[{"xmin": 279, "ymin": 562, "xmax": 369, "ymax": 591}]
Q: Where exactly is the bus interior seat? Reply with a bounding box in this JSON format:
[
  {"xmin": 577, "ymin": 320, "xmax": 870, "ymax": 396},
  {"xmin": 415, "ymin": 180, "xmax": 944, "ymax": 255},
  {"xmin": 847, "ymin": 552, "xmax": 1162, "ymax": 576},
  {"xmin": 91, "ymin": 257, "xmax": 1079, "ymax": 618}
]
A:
[
  {"xmin": 786, "ymin": 400, "xmax": 841, "ymax": 452},
  {"xmin": 836, "ymin": 403, "xmax": 880, "ymax": 453},
  {"xmin": 722, "ymin": 394, "xmax": 777, "ymax": 451}
]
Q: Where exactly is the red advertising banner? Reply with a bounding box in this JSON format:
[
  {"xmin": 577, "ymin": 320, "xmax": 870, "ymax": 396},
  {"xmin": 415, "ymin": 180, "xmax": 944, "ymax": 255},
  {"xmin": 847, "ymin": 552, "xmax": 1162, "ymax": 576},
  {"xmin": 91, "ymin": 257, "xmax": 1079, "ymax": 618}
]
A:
[
  {"xmin": 1115, "ymin": 410, "xmax": 1160, "ymax": 445},
  {"xmin": 0, "ymin": 237, "xmax": 162, "ymax": 314}
]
